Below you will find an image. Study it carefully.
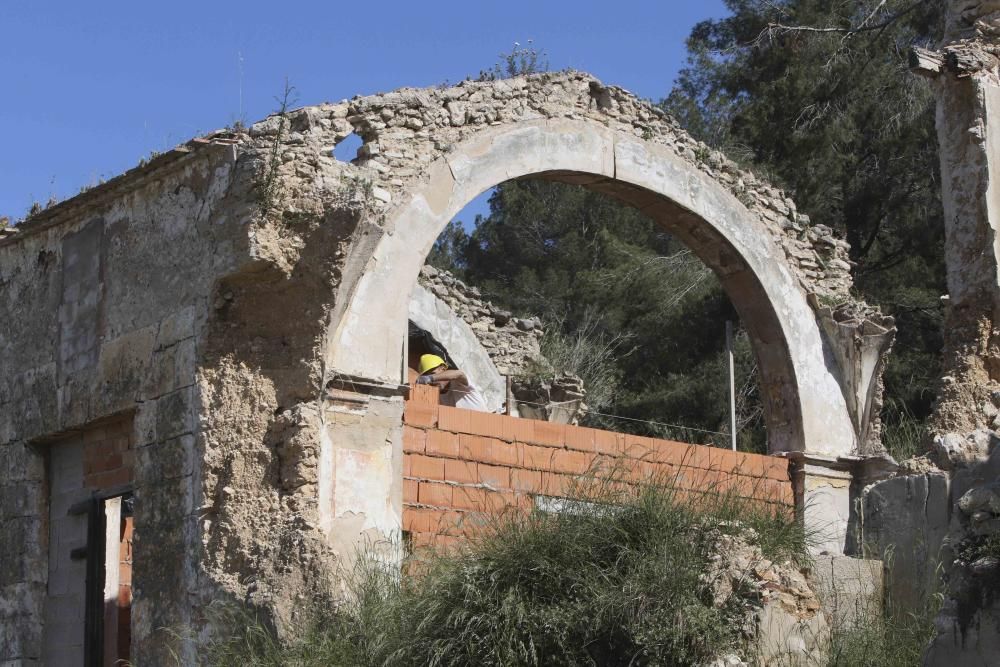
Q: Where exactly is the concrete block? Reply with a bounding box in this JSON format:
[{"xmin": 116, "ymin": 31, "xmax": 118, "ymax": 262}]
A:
[{"xmin": 810, "ymin": 554, "xmax": 882, "ymax": 629}]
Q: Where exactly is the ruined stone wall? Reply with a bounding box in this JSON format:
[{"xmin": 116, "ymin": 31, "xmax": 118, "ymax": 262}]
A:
[
  {"xmin": 0, "ymin": 70, "xmax": 880, "ymax": 662},
  {"xmin": 0, "ymin": 141, "xmax": 252, "ymax": 664},
  {"xmin": 256, "ymin": 71, "xmax": 854, "ymax": 304},
  {"xmin": 417, "ymin": 265, "xmax": 544, "ymax": 376},
  {"xmin": 855, "ymin": 4, "xmax": 1000, "ymax": 662}
]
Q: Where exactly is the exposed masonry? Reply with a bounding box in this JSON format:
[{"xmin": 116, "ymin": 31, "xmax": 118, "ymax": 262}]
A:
[
  {"xmin": 242, "ymin": 71, "xmax": 855, "ymax": 302},
  {"xmin": 417, "ymin": 264, "xmax": 544, "ymax": 376},
  {"xmin": 0, "ymin": 70, "xmax": 890, "ymax": 664}
]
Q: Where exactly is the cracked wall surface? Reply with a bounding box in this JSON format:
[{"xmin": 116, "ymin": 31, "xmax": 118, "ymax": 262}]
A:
[{"xmin": 0, "ymin": 70, "xmax": 887, "ymax": 661}]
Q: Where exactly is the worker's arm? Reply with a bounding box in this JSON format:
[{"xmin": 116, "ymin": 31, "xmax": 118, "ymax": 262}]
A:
[{"xmin": 428, "ymin": 369, "xmax": 468, "ymax": 384}]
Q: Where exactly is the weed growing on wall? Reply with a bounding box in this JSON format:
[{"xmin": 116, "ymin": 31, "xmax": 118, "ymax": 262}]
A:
[
  {"xmin": 198, "ymin": 473, "xmax": 808, "ymax": 666},
  {"xmin": 477, "ymin": 40, "xmax": 549, "ymax": 81},
  {"xmin": 257, "ymin": 78, "xmax": 297, "ymax": 216}
]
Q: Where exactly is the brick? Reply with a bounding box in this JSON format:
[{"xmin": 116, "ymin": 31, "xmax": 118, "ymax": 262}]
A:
[
  {"xmin": 510, "ymin": 417, "xmax": 535, "ymax": 443},
  {"xmin": 623, "ymin": 435, "xmax": 657, "ymax": 460},
  {"xmin": 541, "ymin": 472, "xmax": 571, "ymax": 497},
  {"xmin": 444, "ymin": 458, "xmax": 477, "ymax": 484},
  {"xmin": 86, "ymin": 466, "xmax": 132, "ymax": 490},
  {"xmin": 647, "ymin": 439, "xmax": 695, "ymax": 466},
  {"xmin": 418, "ymin": 482, "xmax": 453, "ymax": 507},
  {"xmin": 83, "ymin": 426, "xmax": 108, "ymax": 444},
  {"xmin": 763, "ymin": 456, "xmax": 792, "ymax": 481},
  {"xmin": 465, "ymin": 411, "xmax": 516, "ymax": 441},
  {"xmin": 727, "ymin": 452, "xmax": 766, "ymax": 478},
  {"xmin": 564, "ymin": 425, "xmax": 596, "ymax": 452},
  {"xmin": 403, "ymin": 479, "xmax": 419, "ymax": 503},
  {"xmin": 98, "ymin": 452, "xmax": 124, "ymax": 473},
  {"xmin": 551, "ymin": 449, "xmax": 592, "ymax": 475},
  {"xmin": 403, "ymin": 426, "xmax": 426, "ymax": 454},
  {"xmin": 593, "ymin": 428, "xmax": 622, "ymax": 455},
  {"xmin": 685, "ymin": 444, "xmax": 714, "ymax": 470},
  {"xmin": 458, "ymin": 433, "xmax": 491, "ymax": 461},
  {"xmin": 410, "ymin": 455, "xmax": 446, "ymax": 481},
  {"xmin": 452, "ymin": 512, "xmax": 492, "ymax": 539},
  {"xmin": 531, "ymin": 421, "xmax": 566, "ymax": 447},
  {"xmin": 435, "ymin": 535, "xmax": 462, "ymax": 552},
  {"xmin": 483, "ymin": 438, "xmax": 518, "ymax": 466},
  {"xmin": 403, "ymin": 508, "xmax": 437, "ymax": 533},
  {"xmin": 437, "ymin": 510, "xmax": 468, "ymax": 536},
  {"xmin": 408, "ymin": 532, "xmax": 436, "ymax": 550},
  {"xmin": 477, "ymin": 463, "xmax": 510, "ymax": 490},
  {"xmin": 453, "ymin": 486, "xmax": 488, "ymax": 511},
  {"xmin": 411, "ymin": 384, "xmax": 440, "ymax": 405},
  {"xmin": 511, "ymin": 468, "xmax": 543, "ymax": 494},
  {"xmin": 453, "ymin": 487, "xmax": 514, "ymax": 512},
  {"xmin": 426, "ymin": 430, "xmax": 460, "ymax": 458},
  {"xmin": 522, "ymin": 444, "xmax": 556, "ymax": 470},
  {"xmin": 438, "ymin": 406, "xmax": 471, "ymax": 434},
  {"xmin": 404, "ymin": 403, "xmax": 438, "ymax": 428},
  {"xmin": 403, "ymin": 454, "xmax": 412, "ymax": 477}
]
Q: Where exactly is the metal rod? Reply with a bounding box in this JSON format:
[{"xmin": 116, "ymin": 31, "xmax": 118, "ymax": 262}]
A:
[{"xmin": 726, "ymin": 320, "xmax": 737, "ymax": 451}]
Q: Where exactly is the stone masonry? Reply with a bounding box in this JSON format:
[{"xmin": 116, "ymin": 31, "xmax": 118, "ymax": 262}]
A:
[
  {"xmin": 417, "ymin": 264, "xmax": 545, "ymax": 377},
  {"xmin": 0, "ymin": 71, "xmax": 892, "ymax": 662}
]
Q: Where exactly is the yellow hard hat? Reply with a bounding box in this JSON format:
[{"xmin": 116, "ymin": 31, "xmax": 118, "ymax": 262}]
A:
[{"xmin": 418, "ymin": 354, "xmax": 447, "ymax": 375}]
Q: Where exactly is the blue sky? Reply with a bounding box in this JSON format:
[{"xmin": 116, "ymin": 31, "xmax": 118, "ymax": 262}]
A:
[{"xmin": 0, "ymin": 0, "xmax": 729, "ymax": 221}]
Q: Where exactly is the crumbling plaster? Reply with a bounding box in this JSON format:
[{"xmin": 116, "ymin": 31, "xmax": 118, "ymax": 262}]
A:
[{"xmin": 0, "ymin": 70, "xmax": 887, "ymax": 662}]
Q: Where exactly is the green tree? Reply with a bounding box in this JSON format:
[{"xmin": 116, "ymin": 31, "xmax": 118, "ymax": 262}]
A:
[
  {"xmin": 664, "ymin": 0, "xmax": 947, "ymax": 440},
  {"xmin": 457, "ymin": 180, "xmax": 763, "ymax": 450}
]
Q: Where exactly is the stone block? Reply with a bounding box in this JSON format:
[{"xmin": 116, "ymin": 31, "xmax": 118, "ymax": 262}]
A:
[
  {"xmin": 156, "ymin": 306, "xmax": 197, "ymax": 349},
  {"xmin": 138, "ymin": 435, "xmax": 195, "ymax": 484},
  {"xmin": 862, "ymin": 473, "xmax": 950, "ymax": 611},
  {"xmin": 95, "ymin": 325, "xmax": 156, "ymax": 411},
  {"xmin": 809, "ymin": 555, "xmax": 882, "ymax": 629},
  {"xmin": 155, "ymin": 386, "xmax": 196, "ymax": 441}
]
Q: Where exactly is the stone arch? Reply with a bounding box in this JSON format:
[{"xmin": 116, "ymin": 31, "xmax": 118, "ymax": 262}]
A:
[{"xmin": 325, "ymin": 118, "xmax": 856, "ymax": 456}]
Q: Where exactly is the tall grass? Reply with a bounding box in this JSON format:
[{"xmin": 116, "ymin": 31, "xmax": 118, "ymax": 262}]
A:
[
  {"xmin": 201, "ymin": 474, "xmax": 808, "ymax": 666},
  {"xmin": 825, "ymin": 580, "xmax": 940, "ymax": 667},
  {"xmin": 880, "ymin": 401, "xmax": 927, "ymax": 462}
]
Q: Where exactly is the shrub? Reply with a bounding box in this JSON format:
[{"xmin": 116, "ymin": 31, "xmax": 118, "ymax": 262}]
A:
[{"xmin": 201, "ymin": 475, "xmax": 807, "ymax": 666}]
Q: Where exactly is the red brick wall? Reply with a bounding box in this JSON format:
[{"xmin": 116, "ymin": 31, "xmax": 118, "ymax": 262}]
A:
[
  {"xmin": 402, "ymin": 385, "xmax": 793, "ymax": 550},
  {"xmin": 82, "ymin": 416, "xmax": 135, "ymax": 490}
]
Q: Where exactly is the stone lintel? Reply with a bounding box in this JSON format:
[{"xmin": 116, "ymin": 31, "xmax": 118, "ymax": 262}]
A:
[{"xmin": 325, "ymin": 374, "xmax": 410, "ymax": 400}]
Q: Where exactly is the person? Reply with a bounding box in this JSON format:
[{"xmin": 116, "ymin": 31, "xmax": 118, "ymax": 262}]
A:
[{"xmin": 415, "ymin": 354, "xmax": 489, "ymax": 412}]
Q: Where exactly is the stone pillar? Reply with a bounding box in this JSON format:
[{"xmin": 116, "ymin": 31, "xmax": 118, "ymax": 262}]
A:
[
  {"xmin": 321, "ymin": 380, "xmax": 406, "ymax": 566},
  {"xmin": 789, "ymin": 454, "xmax": 854, "ymax": 555},
  {"xmin": 912, "ymin": 7, "xmax": 1000, "ymax": 435},
  {"xmin": 909, "ymin": 5, "xmax": 1000, "ymax": 662},
  {"xmin": 788, "ymin": 452, "xmax": 899, "ymax": 557}
]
